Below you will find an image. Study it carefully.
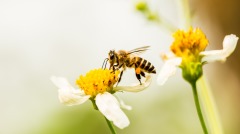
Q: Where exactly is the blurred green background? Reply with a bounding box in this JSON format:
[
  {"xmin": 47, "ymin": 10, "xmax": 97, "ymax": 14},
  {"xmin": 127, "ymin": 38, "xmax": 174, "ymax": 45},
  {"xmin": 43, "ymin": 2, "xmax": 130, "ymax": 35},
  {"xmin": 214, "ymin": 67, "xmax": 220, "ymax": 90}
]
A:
[{"xmin": 0, "ymin": 0, "xmax": 239, "ymax": 134}]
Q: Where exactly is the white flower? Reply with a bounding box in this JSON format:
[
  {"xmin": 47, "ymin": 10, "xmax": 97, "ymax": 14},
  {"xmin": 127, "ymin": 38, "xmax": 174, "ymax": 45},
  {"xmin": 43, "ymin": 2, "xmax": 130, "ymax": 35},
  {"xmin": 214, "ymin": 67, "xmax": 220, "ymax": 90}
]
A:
[
  {"xmin": 201, "ymin": 34, "xmax": 239, "ymax": 63},
  {"xmin": 157, "ymin": 34, "xmax": 239, "ymax": 85},
  {"xmin": 51, "ymin": 76, "xmax": 90, "ymax": 106},
  {"xmin": 50, "ymin": 73, "xmax": 151, "ymax": 129}
]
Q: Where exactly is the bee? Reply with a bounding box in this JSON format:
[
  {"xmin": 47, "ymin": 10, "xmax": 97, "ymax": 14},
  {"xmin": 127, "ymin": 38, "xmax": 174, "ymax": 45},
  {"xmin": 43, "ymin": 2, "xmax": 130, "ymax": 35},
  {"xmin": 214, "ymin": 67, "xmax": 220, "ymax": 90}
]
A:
[{"xmin": 106, "ymin": 46, "xmax": 156, "ymax": 85}]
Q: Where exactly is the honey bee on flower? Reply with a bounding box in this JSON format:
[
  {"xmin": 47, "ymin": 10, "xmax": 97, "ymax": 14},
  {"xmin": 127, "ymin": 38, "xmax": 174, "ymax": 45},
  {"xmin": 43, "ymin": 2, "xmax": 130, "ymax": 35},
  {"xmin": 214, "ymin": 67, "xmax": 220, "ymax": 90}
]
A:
[
  {"xmin": 103, "ymin": 46, "xmax": 156, "ymax": 85},
  {"xmin": 51, "ymin": 68, "xmax": 152, "ymax": 129}
]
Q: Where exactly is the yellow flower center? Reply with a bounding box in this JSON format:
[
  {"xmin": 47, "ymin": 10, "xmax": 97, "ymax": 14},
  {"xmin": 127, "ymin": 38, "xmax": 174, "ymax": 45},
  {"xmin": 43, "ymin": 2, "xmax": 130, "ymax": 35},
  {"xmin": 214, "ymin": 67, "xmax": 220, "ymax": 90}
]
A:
[
  {"xmin": 170, "ymin": 27, "xmax": 209, "ymax": 83},
  {"xmin": 76, "ymin": 69, "xmax": 120, "ymax": 97},
  {"xmin": 170, "ymin": 27, "xmax": 209, "ymax": 58}
]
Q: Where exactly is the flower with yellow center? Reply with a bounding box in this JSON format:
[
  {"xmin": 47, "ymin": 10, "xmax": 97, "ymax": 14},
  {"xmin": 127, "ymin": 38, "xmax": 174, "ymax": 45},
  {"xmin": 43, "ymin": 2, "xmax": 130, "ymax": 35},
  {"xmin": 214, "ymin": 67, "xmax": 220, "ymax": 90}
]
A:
[
  {"xmin": 51, "ymin": 68, "xmax": 151, "ymax": 129},
  {"xmin": 157, "ymin": 27, "xmax": 238, "ymax": 85},
  {"xmin": 171, "ymin": 27, "xmax": 209, "ymax": 57},
  {"xmin": 76, "ymin": 69, "xmax": 120, "ymax": 97}
]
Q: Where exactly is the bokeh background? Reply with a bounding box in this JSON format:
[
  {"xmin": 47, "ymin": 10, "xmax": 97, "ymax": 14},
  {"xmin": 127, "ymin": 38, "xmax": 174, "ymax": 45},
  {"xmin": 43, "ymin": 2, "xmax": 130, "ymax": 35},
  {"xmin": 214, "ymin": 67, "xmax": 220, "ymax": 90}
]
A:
[{"xmin": 0, "ymin": 0, "xmax": 239, "ymax": 134}]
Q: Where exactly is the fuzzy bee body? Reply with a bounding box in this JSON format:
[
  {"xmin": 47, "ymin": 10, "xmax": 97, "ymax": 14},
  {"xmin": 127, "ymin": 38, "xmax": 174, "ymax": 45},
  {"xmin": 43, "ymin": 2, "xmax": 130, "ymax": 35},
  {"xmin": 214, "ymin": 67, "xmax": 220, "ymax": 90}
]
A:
[
  {"xmin": 128, "ymin": 57, "xmax": 156, "ymax": 74},
  {"xmin": 108, "ymin": 46, "xmax": 156, "ymax": 85}
]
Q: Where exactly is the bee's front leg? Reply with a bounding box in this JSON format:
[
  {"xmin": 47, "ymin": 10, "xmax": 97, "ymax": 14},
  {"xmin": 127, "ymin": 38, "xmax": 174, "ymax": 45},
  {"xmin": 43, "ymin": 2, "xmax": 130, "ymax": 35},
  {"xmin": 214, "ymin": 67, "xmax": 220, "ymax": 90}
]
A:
[
  {"xmin": 116, "ymin": 70, "xmax": 123, "ymax": 86},
  {"xmin": 109, "ymin": 63, "xmax": 117, "ymax": 71},
  {"xmin": 114, "ymin": 63, "xmax": 123, "ymax": 71}
]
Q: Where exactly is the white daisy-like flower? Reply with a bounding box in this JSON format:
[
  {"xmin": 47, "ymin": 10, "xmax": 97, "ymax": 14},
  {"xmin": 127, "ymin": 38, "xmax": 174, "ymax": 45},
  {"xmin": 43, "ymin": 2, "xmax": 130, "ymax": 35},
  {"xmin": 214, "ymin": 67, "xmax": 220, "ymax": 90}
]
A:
[
  {"xmin": 51, "ymin": 68, "xmax": 151, "ymax": 129},
  {"xmin": 157, "ymin": 27, "xmax": 238, "ymax": 85}
]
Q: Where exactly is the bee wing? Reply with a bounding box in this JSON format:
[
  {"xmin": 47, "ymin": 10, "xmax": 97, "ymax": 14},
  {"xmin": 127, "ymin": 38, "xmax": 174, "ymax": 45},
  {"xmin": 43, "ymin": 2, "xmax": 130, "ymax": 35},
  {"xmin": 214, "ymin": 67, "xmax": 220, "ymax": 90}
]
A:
[{"xmin": 128, "ymin": 46, "xmax": 150, "ymax": 55}]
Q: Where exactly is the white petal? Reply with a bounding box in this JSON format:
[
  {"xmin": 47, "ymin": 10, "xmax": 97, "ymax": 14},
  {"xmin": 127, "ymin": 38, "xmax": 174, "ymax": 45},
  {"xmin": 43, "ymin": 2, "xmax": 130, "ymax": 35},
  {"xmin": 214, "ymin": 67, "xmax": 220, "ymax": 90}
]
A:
[
  {"xmin": 119, "ymin": 99, "xmax": 132, "ymax": 110},
  {"xmin": 96, "ymin": 92, "xmax": 130, "ymax": 129},
  {"xmin": 157, "ymin": 57, "xmax": 182, "ymax": 85},
  {"xmin": 51, "ymin": 76, "xmax": 90, "ymax": 106},
  {"xmin": 51, "ymin": 76, "xmax": 72, "ymax": 89},
  {"xmin": 114, "ymin": 96, "xmax": 132, "ymax": 110},
  {"xmin": 58, "ymin": 89, "xmax": 90, "ymax": 106},
  {"xmin": 201, "ymin": 34, "xmax": 239, "ymax": 62},
  {"xmin": 114, "ymin": 75, "xmax": 152, "ymax": 92}
]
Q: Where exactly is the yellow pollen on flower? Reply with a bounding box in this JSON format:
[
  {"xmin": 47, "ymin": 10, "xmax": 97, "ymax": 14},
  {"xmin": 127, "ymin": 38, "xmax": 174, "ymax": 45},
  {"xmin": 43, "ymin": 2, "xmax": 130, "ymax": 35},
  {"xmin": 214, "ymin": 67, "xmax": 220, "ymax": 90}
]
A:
[
  {"xmin": 170, "ymin": 27, "xmax": 209, "ymax": 57},
  {"xmin": 76, "ymin": 69, "xmax": 120, "ymax": 97}
]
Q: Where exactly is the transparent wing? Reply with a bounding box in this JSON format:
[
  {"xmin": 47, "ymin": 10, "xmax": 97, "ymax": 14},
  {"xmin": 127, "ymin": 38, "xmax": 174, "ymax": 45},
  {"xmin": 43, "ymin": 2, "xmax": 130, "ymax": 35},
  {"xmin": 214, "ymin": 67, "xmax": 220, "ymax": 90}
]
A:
[{"xmin": 128, "ymin": 46, "xmax": 150, "ymax": 55}]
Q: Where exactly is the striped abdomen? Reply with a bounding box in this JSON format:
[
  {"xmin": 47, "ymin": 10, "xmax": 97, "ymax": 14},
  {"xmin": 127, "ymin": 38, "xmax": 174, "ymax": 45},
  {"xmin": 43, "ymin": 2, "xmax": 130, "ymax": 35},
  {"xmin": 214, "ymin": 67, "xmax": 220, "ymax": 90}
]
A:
[{"xmin": 130, "ymin": 57, "xmax": 156, "ymax": 74}]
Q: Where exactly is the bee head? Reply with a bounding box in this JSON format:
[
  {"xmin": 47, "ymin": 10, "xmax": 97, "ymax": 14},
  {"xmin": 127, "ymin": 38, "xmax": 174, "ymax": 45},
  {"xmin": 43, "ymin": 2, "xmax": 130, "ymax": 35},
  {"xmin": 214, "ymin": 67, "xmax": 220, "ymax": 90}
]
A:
[{"xmin": 108, "ymin": 50, "xmax": 116, "ymax": 60}]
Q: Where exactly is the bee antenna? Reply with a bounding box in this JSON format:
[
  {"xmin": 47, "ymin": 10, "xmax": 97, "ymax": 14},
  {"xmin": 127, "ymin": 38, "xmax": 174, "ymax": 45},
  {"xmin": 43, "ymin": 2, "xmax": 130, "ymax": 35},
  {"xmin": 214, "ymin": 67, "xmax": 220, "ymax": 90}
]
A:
[{"xmin": 102, "ymin": 58, "xmax": 109, "ymax": 69}]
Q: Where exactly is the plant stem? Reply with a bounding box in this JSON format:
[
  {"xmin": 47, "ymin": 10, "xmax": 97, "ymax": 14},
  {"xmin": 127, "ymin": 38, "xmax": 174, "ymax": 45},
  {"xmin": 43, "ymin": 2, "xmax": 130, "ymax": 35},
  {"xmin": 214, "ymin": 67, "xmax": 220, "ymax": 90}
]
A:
[
  {"xmin": 90, "ymin": 98, "xmax": 98, "ymax": 110},
  {"xmin": 198, "ymin": 76, "xmax": 223, "ymax": 134},
  {"xmin": 91, "ymin": 99, "xmax": 117, "ymax": 134},
  {"xmin": 104, "ymin": 117, "xmax": 117, "ymax": 134},
  {"xmin": 155, "ymin": 18, "xmax": 177, "ymax": 33},
  {"xmin": 191, "ymin": 82, "xmax": 208, "ymax": 134}
]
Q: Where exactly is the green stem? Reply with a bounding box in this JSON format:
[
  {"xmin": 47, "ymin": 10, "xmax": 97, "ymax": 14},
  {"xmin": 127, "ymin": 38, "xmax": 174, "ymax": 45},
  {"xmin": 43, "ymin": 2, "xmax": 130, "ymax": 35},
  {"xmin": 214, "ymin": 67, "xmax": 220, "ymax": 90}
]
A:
[
  {"xmin": 155, "ymin": 17, "xmax": 177, "ymax": 33},
  {"xmin": 90, "ymin": 98, "xmax": 98, "ymax": 110},
  {"xmin": 198, "ymin": 76, "xmax": 223, "ymax": 134},
  {"xmin": 91, "ymin": 99, "xmax": 117, "ymax": 134},
  {"xmin": 136, "ymin": 2, "xmax": 177, "ymax": 33},
  {"xmin": 104, "ymin": 117, "xmax": 117, "ymax": 134},
  {"xmin": 191, "ymin": 82, "xmax": 208, "ymax": 134}
]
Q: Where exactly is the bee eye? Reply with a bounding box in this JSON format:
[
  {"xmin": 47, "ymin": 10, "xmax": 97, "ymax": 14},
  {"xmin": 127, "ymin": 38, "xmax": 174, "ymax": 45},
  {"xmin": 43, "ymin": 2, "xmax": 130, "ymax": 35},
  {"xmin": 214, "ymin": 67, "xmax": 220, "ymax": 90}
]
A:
[
  {"xmin": 109, "ymin": 50, "xmax": 115, "ymax": 60},
  {"xmin": 110, "ymin": 55, "xmax": 114, "ymax": 60}
]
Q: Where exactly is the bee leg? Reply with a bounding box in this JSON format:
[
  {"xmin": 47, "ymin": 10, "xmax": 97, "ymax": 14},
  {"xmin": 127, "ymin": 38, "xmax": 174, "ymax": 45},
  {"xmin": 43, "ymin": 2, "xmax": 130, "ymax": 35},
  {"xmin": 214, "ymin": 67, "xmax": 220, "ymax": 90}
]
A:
[
  {"xmin": 116, "ymin": 70, "xmax": 123, "ymax": 86},
  {"xmin": 135, "ymin": 73, "xmax": 142, "ymax": 85},
  {"xmin": 140, "ymin": 71, "xmax": 145, "ymax": 77},
  {"xmin": 109, "ymin": 64, "xmax": 114, "ymax": 70},
  {"xmin": 135, "ymin": 67, "xmax": 142, "ymax": 85}
]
